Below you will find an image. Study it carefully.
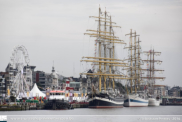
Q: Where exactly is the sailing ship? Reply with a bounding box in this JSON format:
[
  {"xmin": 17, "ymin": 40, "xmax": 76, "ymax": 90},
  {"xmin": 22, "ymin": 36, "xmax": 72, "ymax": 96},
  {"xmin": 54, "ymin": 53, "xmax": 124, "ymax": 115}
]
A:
[
  {"xmin": 124, "ymin": 30, "xmax": 149, "ymax": 107},
  {"xmin": 80, "ymin": 6, "xmax": 129, "ymax": 108},
  {"xmin": 142, "ymin": 50, "xmax": 165, "ymax": 106}
]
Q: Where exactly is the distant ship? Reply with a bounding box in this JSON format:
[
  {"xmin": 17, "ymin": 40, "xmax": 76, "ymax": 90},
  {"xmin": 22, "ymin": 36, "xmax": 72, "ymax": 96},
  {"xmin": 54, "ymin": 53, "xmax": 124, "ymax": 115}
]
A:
[
  {"xmin": 142, "ymin": 50, "xmax": 165, "ymax": 106},
  {"xmin": 123, "ymin": 30, "xmax": 149, "ymax": 107}
]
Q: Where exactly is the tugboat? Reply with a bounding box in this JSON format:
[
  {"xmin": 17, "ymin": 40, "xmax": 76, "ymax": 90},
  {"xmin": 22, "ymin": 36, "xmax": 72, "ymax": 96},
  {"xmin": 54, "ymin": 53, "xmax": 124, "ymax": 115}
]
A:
[
  {"xmin": 44, "ymin": 64, "xmax": 72, "ymax": 110},
  {"xmin": 44, "ymin": 90, "xmax": 70, "ymax": 110}
]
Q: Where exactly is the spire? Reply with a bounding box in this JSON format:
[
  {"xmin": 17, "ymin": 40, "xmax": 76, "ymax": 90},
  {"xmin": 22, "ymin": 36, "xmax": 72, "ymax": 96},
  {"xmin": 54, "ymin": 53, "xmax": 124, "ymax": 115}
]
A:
[{"xmin": 52, "ymin": 60, "xmax": 55, "ymax": 72}]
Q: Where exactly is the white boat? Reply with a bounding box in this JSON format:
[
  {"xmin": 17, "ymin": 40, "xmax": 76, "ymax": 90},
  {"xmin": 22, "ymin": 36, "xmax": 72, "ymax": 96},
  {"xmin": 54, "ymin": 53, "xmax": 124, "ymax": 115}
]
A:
[
  {"xmin": 148, "ymin": 98, "xmax": 160, "ymax": 106},
  {"xmin": 124, "ymin": 94, "xmax": 148, "ymax": 107},
  {"xmin": 49, "ymin": 90, "xmax": 65, "ymax": 100},
  {"xmin": 45, "ymin": 90, "xmax": 70, "ymax": 109}
]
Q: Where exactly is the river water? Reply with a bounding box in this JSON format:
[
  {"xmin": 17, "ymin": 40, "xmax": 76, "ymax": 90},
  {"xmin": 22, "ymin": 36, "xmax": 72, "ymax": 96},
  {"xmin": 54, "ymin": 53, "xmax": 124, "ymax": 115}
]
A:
[{"xmin": 0, "ymin": 106, "xmax": 182, "ymax": 122}]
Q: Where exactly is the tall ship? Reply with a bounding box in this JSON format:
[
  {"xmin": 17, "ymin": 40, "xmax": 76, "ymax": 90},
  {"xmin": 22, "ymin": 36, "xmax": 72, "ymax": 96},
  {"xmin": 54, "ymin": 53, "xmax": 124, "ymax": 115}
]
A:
[
  {"xmin": 80, "ymin": 6, "xmax": 129, "ymax": 108},
  {"xmin": 142, "ymin": 50, "xmax": 165, "ymax": 106},
  {"xmin": 123, "ymin": 30, "xmax": 149, "ymax": 107}
]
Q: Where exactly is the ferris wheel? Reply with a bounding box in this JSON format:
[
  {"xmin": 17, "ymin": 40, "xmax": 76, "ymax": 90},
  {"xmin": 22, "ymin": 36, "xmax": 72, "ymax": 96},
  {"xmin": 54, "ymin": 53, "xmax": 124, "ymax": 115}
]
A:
[{"xmin": 9, "ymin": 45, "xmax": 32, "ymax": 98}]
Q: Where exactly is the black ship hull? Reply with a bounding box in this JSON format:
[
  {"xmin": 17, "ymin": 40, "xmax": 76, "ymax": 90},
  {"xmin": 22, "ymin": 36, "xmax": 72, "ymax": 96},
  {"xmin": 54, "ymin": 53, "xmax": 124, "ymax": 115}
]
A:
[
  {"xmin": 44, "ymin": 99, "xmax": 70, "ymax": 110},
  {"xmin": 88, "ymin": 93, "xmax": 124, "ymax": 108}
]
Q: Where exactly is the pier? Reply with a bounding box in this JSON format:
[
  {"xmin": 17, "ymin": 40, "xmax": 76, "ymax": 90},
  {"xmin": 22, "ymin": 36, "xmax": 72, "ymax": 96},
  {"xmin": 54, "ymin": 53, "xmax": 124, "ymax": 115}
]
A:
[{"xmin": 161, "ymin": 97, "xmax": 182, "ymax": 105}]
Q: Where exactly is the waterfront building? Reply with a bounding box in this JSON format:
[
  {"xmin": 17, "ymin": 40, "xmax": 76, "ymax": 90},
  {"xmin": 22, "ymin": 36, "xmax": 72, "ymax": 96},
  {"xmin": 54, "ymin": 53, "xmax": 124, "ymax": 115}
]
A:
[
  {"xmin": 70, "ymin": 82, "xmax": 80, "ymax": 91},
  {"xmin": 4, "ymin": 63, "xmax": 17, "ymax": 93},
  {"xmin": 45, "ymin": 73, "xmax": 63, "ymax": 90},
  {"xmin": 0, "ymin": 72, "xmax": 9, "ymax": 96},
  {"xmin": 34, "ymin": 71, "xmax": 47, "ymax": 90},
  {"xmin": 168, "ymin": 86, "xmax": 182, "ymax": 97},
  {"xmin": 0, "ymin": 76, "xmax": 6, "ymax": 99},
  {"xmin": 0, "ymin": 63, "xmax": 36, "ymax": 95},
  {"xmin": 155, "ymin": 85, "xmax": 167, "ymax": 98},
  {"xmin": 33, "ymin": 65, "xmax": 61, "ymax": 90}
]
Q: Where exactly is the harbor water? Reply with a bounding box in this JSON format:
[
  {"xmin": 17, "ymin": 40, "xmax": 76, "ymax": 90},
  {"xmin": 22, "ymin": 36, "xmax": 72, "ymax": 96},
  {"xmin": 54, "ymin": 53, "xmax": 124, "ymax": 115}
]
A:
[{"xmin": 0, "ymin": 106, "xmax": 181, "ymax": 122}]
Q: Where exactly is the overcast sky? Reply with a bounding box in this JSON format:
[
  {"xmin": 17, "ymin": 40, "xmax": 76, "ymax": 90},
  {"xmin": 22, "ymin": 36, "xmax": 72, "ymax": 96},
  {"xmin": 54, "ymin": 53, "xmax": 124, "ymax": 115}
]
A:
[{"xmin": 0, "ymin": 0, "xmax": 182, "ymax": 87}]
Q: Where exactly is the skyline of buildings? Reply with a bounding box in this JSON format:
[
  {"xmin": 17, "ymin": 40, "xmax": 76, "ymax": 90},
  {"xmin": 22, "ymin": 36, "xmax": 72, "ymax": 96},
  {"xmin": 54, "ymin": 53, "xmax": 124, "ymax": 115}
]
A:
[{"xmin": 0, "ymin": 62, "xmax": 182, "ymax": 99}]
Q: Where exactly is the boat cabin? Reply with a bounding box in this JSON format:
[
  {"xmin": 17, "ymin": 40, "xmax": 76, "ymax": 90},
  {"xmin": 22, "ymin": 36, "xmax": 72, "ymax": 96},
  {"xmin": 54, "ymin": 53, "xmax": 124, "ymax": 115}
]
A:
[{"xmin": 49, "ymin": 90, "xmax": 65, "ymax": 100}]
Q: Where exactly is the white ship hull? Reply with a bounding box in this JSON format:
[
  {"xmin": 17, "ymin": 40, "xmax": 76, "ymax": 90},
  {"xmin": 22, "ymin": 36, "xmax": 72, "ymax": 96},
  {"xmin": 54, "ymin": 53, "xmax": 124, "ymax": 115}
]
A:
[
  {"xmin": 148, "ymin": 98, "xmax": 160, "ymax": 106},
  {"xmin": 124, "ymin": 94, "xmax": 148, "ymax": 107}
]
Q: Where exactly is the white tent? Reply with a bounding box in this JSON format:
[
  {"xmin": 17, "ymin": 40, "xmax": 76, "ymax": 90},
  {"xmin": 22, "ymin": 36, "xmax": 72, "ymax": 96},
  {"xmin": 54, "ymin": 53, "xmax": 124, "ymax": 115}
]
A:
[{"xmin": 30, "ymin": 83, "xmax": 45, "ymax": 97}]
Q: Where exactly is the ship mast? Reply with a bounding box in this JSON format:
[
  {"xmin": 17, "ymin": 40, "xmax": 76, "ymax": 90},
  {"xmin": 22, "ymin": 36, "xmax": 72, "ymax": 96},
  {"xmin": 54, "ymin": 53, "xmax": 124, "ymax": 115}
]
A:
[
  {"xmin": 133, "ymin": 32, "xmax": 140, "ymax": 93},
  {"xmin": 124, "ymin": 30, "xmax": 140, "ymax": 94},
  {"xmin": 142, "ymin": 50, "xmax": 165, "ymax": 96},
  {"xmin": 81, "ymin": 6, "xmax": 129, "ymax": 93},
  {"xmin": 109, "ymin": 15, "xmax": 112, "ymax": 89},
  {"xmin": 125, "ymin": 29, "xmax": 133, "ymax": 93},
  {"xmin": 98, "ymin": 6, "xmax": 102, "ymax": 92},
  {"xmin": 103, "ymin": 7, "xmax": 107, "ymax": 91},
  {"xmin": 137, "ymin": 37, "xmax": 141, "ymax": 91},
  {"xmin": 134, "ymin": 31, "xmax": 137, "ymax": 93}
]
